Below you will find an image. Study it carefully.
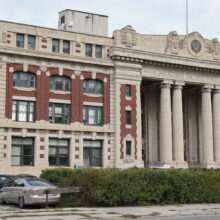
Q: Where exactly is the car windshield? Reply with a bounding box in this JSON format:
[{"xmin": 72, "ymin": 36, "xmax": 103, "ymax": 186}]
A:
[{"xmin": 27, "ymin": 180, "xmax": 52, "ymax": 187}]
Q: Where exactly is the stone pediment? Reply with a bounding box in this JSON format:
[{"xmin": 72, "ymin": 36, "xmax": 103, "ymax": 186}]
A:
[
  {"xmin": 113, "ymin": 27, "xmax": 220, "ymax": 63},
  {"xmin": 165, "ymin": 31, "xmax": 220, "ymax": 60}
]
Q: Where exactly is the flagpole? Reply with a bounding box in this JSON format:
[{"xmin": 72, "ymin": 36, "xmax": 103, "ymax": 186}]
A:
[{"xmin": 186, "ymin": 0, "xmax": 188, "ymax": 35}]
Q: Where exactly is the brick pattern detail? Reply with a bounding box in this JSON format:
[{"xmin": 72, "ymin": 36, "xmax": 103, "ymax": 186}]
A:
[
  {"xmin": 42, "ymin": 45, "xmax": 47, "ymax": 48},
  {"xmin": 75, "ymin": 44, "xmax": 81, "ymax": 48},
  {"xmin": 7, "ymin": 40, "xmax": 11, "ymax": 44},
  {"xmin": 5, "ymin": 63, "xmax": 110, "ymax": 125},
  {"xmin": 75, "ymin": 147, "xmax": 79, "ymax": 151},
  {"xmin": 75, "ymin": 50, "xmax": 81, "ymax": 53},
  {"xmin": 40, "ymin": 154, "xmax": 44, "ymax": 158},
  {"xmin": 120, "ymin": 85, "xmax": 137, "ymax": 159},
  {"xmin": 75, "ymin": 155, "xmax": 79, "ymax": 159},
  {"xmin": 40, "ymin": 137, "xmax": 44, "ymax": 142},
  {"xmin": 40, "ymin": 146, "xmax": 44, "ymax": 150},
  {"xmin": 75, "ymin": 139, "xmax": 79, "ymax": 143}
]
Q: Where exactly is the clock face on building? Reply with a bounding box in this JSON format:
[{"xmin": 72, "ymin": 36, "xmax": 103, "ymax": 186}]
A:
[{"xmin": 191, "ymin": 40, "xmax": 202, "ymax": 53}]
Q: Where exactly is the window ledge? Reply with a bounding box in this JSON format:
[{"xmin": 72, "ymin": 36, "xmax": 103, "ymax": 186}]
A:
[
  {"xmin": 84, "ymin": 93, "xmax": 103, "ymax": 97},
  {"xmin": 126, "ymin": 124, "xmax": 132, "ymax": 129},
  {"xmin": 14, "ymin": 87, "xmax": 36, "ymax": 92},
  {"xmin": 50, "ymin": 90, "xmax": 71, "ymax": 95},
  {"xmin": 125, "ymin": 96, "xmax": 132, "ymax": 101}
]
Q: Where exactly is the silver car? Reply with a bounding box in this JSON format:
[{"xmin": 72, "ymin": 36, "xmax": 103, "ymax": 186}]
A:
[{"xmin": 0, "ymin": 178, "xmax": 60, "ymax": 208}]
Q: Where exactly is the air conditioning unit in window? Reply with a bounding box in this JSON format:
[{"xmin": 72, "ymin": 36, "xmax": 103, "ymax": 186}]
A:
[{"xmin": 68, "ymin": 21, "xmax": 74, "ymax": 27}]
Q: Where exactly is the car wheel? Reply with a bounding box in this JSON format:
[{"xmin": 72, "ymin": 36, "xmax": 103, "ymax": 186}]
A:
[
  {"xmin": 18, "ymin": 197, "xmax": 25, "ymax": 208},
  {"xmin": 0, "ymin": 198, "xmax": 5, "ymax": 204}
]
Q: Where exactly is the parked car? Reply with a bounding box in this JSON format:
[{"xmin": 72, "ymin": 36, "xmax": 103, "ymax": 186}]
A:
[
  {"xmin": 15, "ymin": 174, "xmax": 38, "ymax": 179},
  {"xmin": 0, "ymin": 175, "xmax": 15, "ymax": 189},
  {"xmin": 0, "ymin": 178, "xmax": 60, "ymax": 208}
]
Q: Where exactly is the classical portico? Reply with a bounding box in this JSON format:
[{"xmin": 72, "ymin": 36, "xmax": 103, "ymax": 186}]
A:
[{"xmin": 111, "ymin": 26, "xmax": 220, "ymax": 169}]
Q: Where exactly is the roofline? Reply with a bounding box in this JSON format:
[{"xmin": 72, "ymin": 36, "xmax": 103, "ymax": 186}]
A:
[
  {"xmin": 0, "ymin": 20, "xmax": 112, "ymax": 39},
  {"xmin": 59, "ymin": 9, "xmax": 108, "ymax": 17}
]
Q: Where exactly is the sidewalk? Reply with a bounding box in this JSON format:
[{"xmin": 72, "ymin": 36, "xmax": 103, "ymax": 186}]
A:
[{"xmin": 0, "ymin": 203, "xmax": 220, "ymax": 219}]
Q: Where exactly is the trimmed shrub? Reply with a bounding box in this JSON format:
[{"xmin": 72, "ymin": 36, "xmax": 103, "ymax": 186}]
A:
[{"xmin": 40, "ymin": 168, "xmax": 220, "ymax": 207}]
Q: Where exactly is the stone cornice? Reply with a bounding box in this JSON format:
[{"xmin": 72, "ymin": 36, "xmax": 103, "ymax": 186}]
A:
[
  {"xmin": 0, "ymin": 46, "xmax": 114, "ymax": 68},
  {"xmin": 110, "ymin": 47, "xmax": 220, "ymax": 73}
]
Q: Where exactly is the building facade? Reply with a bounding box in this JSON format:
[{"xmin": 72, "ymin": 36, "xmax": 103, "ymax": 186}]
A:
[{"xmin": 1, "ymin": 10, "xmax": 220, "ymax": 176}]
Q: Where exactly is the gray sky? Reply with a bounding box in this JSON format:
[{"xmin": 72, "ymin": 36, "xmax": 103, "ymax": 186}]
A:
[{"xmin": 1, "ymin": 0, "xmax": 220, "ymax": 39}]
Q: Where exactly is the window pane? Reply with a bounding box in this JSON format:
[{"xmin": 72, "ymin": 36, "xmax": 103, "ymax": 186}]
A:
[
  {"xmin": 23, "ymin": 146, "xmax": 33, "ymax": 156},
  {"xmin": 126, "ymin": 85, "xmax": 131, "ymax": 97},
  {"xmin": 85, "ymin": 44, "xmax": 92, "ymax": 57},
  {"xmin": 16, "ymin": 34, "xmax": 24, "ymax": 48},
  {"xmin": 13, "ymin": 72, "xmax": 35, "ymax": 88},
  {"xmin": 91, "ymin": 148, "xmax": 102, "ymax": 167},
  {"xmin": 49, "ymin": 156, "xmax": 57, "ymax": 166},
  {"xmin": 12, "ymin": 156, "xmax": 20, "ymax": 166},
  {"xmin": 12, "ymin": 146, "xmax": 21, "ymax": 156},
  {"xmin": 22, "ymin": 156, "xmax": 33, "ymax": 166},
  {"xmin": 11, "ymin": 137, "xmax": 34, "ymax": 167},
  {"xmin": 83, "ymin": 79, "xmax": 103, "ymax": 94},
  {"xmin": 50, "ymin": 76, "xmax": 70, "ymax": 91},
  {"xmin": 52, "ymin": 39, "xmax": 60, "ymax": 52},
  {"xmin": 95, "ymin": 45, "xmax": 102, "ymax": 58},
  {"xmin": 49, "ymin": 138, "xmax": 58, "ymax": 146},
  {"xmin": 59, "ymin": 156, "xmax": 69, "ymax": 166},
  {"xmin": 49, "ymin": 147, "xmax": 57, "ymax": 155},
  {"xmin": 63, "ymin": 40, "xmax": 70, "ymax": 54},
  {"xmin": 28, "ymin": 35, "xmax": 36, "ymax": 49},
  {"xmin": 126, "ymin": 141, "xmax": 132, "ymax": 155},
  {"xmin": 83, "ymin": 140, "xmax": 102, "ymax": 167},
  {"xmin": 126, "ymin": 111, "xmax": 131, "ymax": 125},
  {"xmin": 83, "ymin": 148, "xmax": 90, "ymax": 167},
  {"xmin": 18, "ymin": 102, "xmax": 27, "ymax": 121},
  {"xmin": 58, "ymin": 139, "xmax": 68, "ymax": 146},
  {"xmin": 49, "ymin": 139, "xmax": 69, "ymax": 166}
]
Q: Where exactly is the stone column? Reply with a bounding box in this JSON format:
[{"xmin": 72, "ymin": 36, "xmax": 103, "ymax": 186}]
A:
[
  {"xmin": 213, "ymin": 86, "xmax": 220, "ymax": 162},
  {"xmin": 172, "ymin": 82, "xmax": 185, "ymax": 163},
  {"xmin": 201, "ymin": 85, "xmax": 214, "ymax": 164},
  {"xmin": 159, "ymin": 81, "xmax": 173, "ymax": 163}
]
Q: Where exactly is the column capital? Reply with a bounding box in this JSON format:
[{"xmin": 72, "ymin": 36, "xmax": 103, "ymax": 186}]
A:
[
  {"xmin": 160, "ymin": 79, "xmax": 173, "ymax": 89},
  {"xmin": 201, "ymin": 84, "xmax": 214, "ymax": 93},
  {"xmin": 174, "ymin": 80, "xmax": 185, "ymax": 86}
]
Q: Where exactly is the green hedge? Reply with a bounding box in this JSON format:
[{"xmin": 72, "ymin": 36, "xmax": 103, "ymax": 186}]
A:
[{"xmin": 40, "ymin": 168, "xmax": 220, "ymax": 207}]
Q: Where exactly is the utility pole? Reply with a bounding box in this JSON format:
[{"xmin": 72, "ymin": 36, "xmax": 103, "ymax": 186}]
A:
[{"xmin": 186, "ymin": 0, "xmax": 189, "ymax": 35}]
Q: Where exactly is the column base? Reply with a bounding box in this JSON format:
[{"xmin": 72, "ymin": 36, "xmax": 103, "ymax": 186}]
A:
[
  {"xmin": 199, "ymin": 162, "xmax": 220, "ymax": 169},
  {"xmin": 148, "ymin": 161, "xmax": 188, "ymax": 169}
]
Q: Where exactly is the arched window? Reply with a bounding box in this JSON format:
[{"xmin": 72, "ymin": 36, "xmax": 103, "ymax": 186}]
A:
[
  {"xmin": 50, "ymin": 75, "xmax": 71, "ymax": 91},
  {"xmin": 13, "ymin": 72, "xmax": 35, "ymax": 88},
  {"xmin": 83, "ymin": 79, "xmax": 103, "ymax": 95}
]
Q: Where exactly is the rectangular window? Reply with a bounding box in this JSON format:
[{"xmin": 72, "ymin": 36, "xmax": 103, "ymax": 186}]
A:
[
  {"xmin": 95, "ymin": 45, "xmax": 102, "ymax": 58},
  {"xmin": 83, "ymin": 140, "xmax": 102, "ymax": 167},
  {"xmin": 126, "ymin": 110, "xmax": 131, "ymax": 125},
  {"xmin": 63, "ymin": 40, "xmax": 70, "ymax": 54},
  {"xmin": 83, "ymin": 106, "xmax": 103, "ymax": 126},
  {"xmin": 52, "ymin": 39, "xmax": 60, "ymax": 52},
  {"xmin": 126, "ymin": 141, "xmax": 132, "ymax": 156},
  {"xmin": 49, "ymin": 103, "xmax": 70, "ymax": 124},
  {"xmin": 49, "ymin": 139, "xmax": 69, "ymax": 166},
  {"xmin": 125, "ymin": 85, "xmax": 131, "ymax": 97},
  {"xmin": 28, "ymin": 35, "xmax": 36, "ymax": 49},
  {"xmin": 83, "ymin": 79, "xmax": 103, "ymax": 95},
  {"xmin": 85, "ymin": 43, "xmax": 92, "ymax": 57},
  {"xmin": 12, "ymin": 100, "xmax": 35, "ymax": 122},
  {"xmin": 11, "ymin": 137, "xmax": 34, "ymax": 166},
  {"xmin": 16, "ymin": 34, "xmax": 24, "ymax": 48}
]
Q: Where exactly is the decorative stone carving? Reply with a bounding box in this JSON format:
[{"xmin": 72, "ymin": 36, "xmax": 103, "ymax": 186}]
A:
[
  {"xmin": 165, "ymin": 31, "xmax": 186, "ymax": 54},
  {"xmin": 206, "ymin": 38, "xmax": 220, "ymax": 60},
  {"xmin": 187, "ymin": 32, "xmax": 205, "ymax": 57},
  {"xmin": 121, "ymin": 25, "xmax": 137, "ymax": 47},
  {"xmin": 40, "ymin": 66, "xmax": 47, "ymax": 72}
]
